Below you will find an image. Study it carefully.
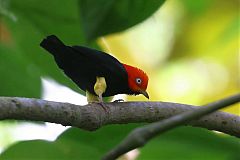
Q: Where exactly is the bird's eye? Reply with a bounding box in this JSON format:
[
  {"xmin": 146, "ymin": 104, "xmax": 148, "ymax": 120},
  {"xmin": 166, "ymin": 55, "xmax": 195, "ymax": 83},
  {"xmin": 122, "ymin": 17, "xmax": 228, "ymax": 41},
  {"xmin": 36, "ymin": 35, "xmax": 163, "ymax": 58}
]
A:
[{"xmin": 135, "ymin": 78, "xmax": 142, "ymax": 85}]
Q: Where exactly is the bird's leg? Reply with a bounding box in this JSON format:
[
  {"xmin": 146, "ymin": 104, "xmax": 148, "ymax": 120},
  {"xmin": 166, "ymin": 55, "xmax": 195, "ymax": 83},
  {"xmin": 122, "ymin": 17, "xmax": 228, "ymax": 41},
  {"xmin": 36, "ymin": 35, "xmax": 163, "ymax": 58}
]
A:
[
  {"xmin": 93, "ymin": 77, "xmax": 109, "ymax": 112},
  {"xmin": 98, "ymin": 94, "xmax": 103, "ymax": 103},
  {"xmin": 86, "ymin": 90, "xmax": 108, "ymax": 112},
  {"xmin": 94, "ymin": 77, "xmax": 107, "ymax": 102},
  {"xmin": 86, "ymin": 77, "xmax": 107, "ymax": 103},
  {"xmin": 86, "ymin": 90, "xmax": 99, "ymax": 103}
]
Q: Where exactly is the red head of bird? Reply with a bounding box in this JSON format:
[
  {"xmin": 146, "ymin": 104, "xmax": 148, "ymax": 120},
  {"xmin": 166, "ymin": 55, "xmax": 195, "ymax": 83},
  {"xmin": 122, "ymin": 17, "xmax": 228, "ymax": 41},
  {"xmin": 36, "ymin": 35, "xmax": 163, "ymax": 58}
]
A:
[{"xmin": 123, "ymin": 64, "xmax": 149, "ymax": 99}]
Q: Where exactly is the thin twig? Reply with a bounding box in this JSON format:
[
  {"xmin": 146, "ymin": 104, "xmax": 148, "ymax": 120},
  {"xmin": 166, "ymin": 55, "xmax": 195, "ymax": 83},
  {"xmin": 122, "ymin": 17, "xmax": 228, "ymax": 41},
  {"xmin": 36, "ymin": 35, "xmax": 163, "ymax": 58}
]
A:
[{"xmin": 102, "ymin": 94, "xmax": 240, "ymax": 160}]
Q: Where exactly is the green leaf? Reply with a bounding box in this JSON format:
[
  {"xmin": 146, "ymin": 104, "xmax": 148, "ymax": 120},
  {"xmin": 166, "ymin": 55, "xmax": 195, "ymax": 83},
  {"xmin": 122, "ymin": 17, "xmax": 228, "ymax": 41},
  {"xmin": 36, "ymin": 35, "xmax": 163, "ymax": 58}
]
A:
[
  {"xmin": 138, "ymin": 127, "xmax": 240, "ymax": 160},
  {"xmin": 0, "ymin": 44, "xmax": 41, "ymax": 97},
  {"xmin": 1, "ymin": 125, "xmax": 239, "ymax": 160},
  {"xmin": 2, "ymin": 0, "xmax": 98, "ymax": 96},
  {"xmin": 0, "ymin": 124, "xmax": 141, "ymax": 160},
  {"xmin": 57, "ymin": 124, "xmax": 141, "ymax": 153},
  {"xmin": 79, "ymin": 0, "xmax": 166, "ymax": 40},
  {"xmin": 0, "ymin": 140, "xmax": 67, "ymax": 160}
]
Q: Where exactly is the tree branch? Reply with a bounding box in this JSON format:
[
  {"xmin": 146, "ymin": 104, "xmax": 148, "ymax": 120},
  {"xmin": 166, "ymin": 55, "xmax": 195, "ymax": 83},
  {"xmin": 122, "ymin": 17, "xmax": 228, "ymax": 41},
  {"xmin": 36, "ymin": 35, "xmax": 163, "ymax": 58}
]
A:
[
  {"xmin": 102, "ymin": 94, "xmax": 240, "ymax": 160},
  {"xmin": 0, "ymin": 95, "xmax": 239, "ymax": 138}
]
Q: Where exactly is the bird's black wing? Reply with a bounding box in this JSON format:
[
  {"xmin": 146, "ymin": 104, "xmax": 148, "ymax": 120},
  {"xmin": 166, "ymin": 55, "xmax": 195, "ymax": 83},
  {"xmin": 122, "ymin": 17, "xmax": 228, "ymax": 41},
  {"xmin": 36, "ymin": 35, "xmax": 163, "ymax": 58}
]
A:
[{"xmin": 70, "ymin": 46, "xmax": 130, "ymax": 96}]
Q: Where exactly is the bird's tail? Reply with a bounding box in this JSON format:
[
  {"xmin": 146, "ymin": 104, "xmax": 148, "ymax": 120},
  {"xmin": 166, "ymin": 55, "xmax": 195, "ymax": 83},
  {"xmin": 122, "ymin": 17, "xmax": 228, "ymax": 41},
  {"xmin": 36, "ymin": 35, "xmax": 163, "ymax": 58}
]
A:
[{"xmin": 40, "ymin": 35, "xmax": 67, "ymax": 57}]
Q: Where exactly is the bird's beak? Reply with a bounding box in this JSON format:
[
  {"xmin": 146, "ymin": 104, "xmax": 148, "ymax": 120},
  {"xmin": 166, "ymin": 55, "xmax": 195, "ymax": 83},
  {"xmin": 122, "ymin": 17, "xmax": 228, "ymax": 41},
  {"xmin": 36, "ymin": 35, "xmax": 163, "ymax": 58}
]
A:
[{"xmin": 140, "ymin": 90, "xmax": 149, "ymax": 99}]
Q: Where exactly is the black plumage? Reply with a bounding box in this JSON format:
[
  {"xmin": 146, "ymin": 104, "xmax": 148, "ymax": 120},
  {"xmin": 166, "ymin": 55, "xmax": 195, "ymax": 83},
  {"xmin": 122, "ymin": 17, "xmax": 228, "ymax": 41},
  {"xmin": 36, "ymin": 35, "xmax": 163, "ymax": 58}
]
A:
[{"xmin": 40, "ymin": 35, "xmax": 133, "ymax": 96}]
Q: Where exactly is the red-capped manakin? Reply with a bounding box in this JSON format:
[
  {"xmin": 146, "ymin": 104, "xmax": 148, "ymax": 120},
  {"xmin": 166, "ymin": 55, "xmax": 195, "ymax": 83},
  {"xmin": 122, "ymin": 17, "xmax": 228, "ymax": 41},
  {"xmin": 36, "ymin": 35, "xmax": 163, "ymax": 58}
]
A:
[{"xmin": 40, "ymin": 35, "xmax": 149, "ymax": 102}]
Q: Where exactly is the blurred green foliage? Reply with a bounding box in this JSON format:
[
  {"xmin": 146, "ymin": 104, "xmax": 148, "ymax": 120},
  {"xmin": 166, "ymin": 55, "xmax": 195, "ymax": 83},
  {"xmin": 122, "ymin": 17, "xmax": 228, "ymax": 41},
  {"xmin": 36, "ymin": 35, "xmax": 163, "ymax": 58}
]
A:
[
  {"xmin": 1, "ymin": 126, "xmax": 239, "ymax": 160},
  {"xmin": 0, "ymin": 0, "xmax": 239, "ymax": 159},
  {"xmin": 0, "ymin": 44, "xmax": 40, "ymax": 97},
  {"xmin": 79, "ymin": 0, "xmax": 165, "ymax": 40}
]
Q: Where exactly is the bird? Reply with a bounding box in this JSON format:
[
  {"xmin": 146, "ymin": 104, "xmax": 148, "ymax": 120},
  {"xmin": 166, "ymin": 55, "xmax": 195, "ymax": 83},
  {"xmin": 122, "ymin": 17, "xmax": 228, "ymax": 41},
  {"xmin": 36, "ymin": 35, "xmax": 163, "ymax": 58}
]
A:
[{"xmin": 40, "ymin": 35, "xmax": 149, "ymax": 103}]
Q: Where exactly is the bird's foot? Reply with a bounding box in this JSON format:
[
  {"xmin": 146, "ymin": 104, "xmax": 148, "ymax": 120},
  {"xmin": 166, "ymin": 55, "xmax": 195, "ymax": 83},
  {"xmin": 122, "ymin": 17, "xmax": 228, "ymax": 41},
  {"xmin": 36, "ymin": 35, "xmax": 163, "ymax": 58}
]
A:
[
  {"xmin": 88, "ymin": 100, "xmax": 109, "ymax": 113},
  {"xmin": 94, "ymin": 95, "xmax": 109, "ymax": 113},
  {"xmin": 113, "ymin": 99, "xmax": 124, "ymax": 102},
  {"xmin": 98, "ymin": 94, "xmax": 103, "ymax": 103},
  {"xmin": 96, "ymin": 102, "xmax": 110, "ymax": 114}
]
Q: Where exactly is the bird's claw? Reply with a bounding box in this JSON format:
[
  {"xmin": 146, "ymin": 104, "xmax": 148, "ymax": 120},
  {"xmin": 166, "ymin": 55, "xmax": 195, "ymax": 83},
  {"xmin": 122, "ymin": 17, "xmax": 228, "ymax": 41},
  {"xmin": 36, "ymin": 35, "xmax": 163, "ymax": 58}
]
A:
[
  {"xmin": 94, "ymin": 102, "xmax": 110, "ymax": 114},
  {"xmin": 113, "ymin": 99, "xmax": 124, "ymax": 102}
]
